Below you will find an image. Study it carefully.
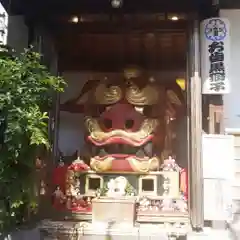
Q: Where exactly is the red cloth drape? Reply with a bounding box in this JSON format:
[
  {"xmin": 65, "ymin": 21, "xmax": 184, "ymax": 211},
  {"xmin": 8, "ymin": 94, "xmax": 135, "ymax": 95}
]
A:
[
  {"xmin": 180, "ymin": 168, "xmax": 188, "ymax": 200},
  {"xmin": 52, "ymin": 165, "xmax": 68, "ymax": 192}
]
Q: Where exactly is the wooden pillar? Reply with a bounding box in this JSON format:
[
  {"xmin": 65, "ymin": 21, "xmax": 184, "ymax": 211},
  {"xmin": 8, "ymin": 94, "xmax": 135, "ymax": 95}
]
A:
[
  {"xmin": 43, "ymin": 33, "xmax": 60, "ymax": 219},
  {"xmin": 32, "ymin": 28, "xmax": 60, "ymax": 219},
  {"xmin": 188, "ymin": 18, "xmax": 204, "ymax": 231},
  {"xmin": 33, "ymin": 28, "xmax": 60, "ymax": 161}
]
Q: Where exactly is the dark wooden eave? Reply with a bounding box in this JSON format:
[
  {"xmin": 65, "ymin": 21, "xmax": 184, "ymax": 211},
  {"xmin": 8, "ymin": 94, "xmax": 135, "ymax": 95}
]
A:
[
  {"xmin": 2, "ymin": 0, "xmax": 239, "ymax": 18},
  {"xmin": 56, "ymin": 30, "xmax": 187, "ymax": 72},
  {"xmin": 39, "ymin": 12, "xmax": 188, "ymax": 72},
  {"xmin": 4, "ymin": 0, "xmax": 212, "ymax": 16},
  {"xmin": 49, "ymin": 17, "xmax": 188, "ymax": 34}
]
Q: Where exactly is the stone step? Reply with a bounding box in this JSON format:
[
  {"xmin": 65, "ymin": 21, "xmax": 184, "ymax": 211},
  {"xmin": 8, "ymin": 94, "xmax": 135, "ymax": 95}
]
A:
[
  {"xmin": 231, "ymin": 186, "xmax": 240, "ymax": 199},
  {"xmin": 233, "ymin": 160, "xmax": 240, "ymax": 173},
  {"xmin": 234, "ymin": 147, "xmax": 240, "ymax": 159},
  {"xmin": 39, "ymin": 220, "xmax": 190, "ymax": 239},
  {"xmin": 234, "ymin": 136, "xmax": 240, "ymax": 147},
  {"xmin": 232, "ymin": 199, "xmax": 240, "ymax": 213}
]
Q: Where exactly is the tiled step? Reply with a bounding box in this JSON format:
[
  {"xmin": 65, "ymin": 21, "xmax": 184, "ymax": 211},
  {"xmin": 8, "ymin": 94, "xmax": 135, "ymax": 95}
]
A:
[
  {"xmin": 234, "ymin": 147, "xmax": 240, "ymax": 159},
  {"xmin": 234, "ymin": 160, "xmax": 240, "ymax": 173},
  {"xmin": 233, "ymin": 172, "xmax": 240, "ymax": 186},
  {"xmin": 232, "ymin": 186, "xmax": 240, "ymax": 199},
  {"xmin": 232, "ymin": 199, "xmax": 240, "ymax": 213},
  {"xmin": 232, "ymin": 135, "xmax": 240, "ymax": 202},
  {"xmin": 234, "ymin": 136, "xmax": 240, "ymax": 147}
]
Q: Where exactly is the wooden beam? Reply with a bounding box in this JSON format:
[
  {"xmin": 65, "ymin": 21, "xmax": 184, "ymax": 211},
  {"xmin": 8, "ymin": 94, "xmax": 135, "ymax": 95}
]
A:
[
  {"xmin": 18, "ymin": 0, "xmax": 206, "ymax": 17},
  {"xmin": 50, "ymin": 20, "xmax": 188, "ymax": 35},
  {"xmin": 58, "ymin": 58, "xmax": 185, "ymax": 72}
]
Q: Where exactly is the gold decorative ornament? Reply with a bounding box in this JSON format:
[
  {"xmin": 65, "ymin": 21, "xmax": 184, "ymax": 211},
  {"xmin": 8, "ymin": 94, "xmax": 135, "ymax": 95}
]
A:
[
  {"xmin": 90, "ymin": 156, "xmax": 114, "ymax": 172},
  {"xmin": 94, "ymin": 83, "xmax": 122, "ymax": 104},
  {"xmin": 125, "ymin": 83, "xmax": 159, "ymax": 105},
  {"xmin": 127, "ymin": 156, "xmax": 160, "ymax": 172},
  {"xmin": 90, "ymin": 156, "xmax": 160, "ymax": 173},
  {"xmin": 176, "ymin": 78, "xmax": 185, "ymax": 90},
  {"xmin": 85, "ymin": 117, "xmax": 159, "ymax": 143}
]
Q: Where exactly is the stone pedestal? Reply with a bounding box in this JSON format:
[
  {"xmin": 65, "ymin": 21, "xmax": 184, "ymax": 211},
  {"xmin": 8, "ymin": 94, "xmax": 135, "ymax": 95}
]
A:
[
  {"xmin": 187, "ymin": 228, "xmax": 232, "ymax": 240},
  {"xmin": 39, "ymin": 219, "xmax": 192, "ymax": 239},
  {"xmin": 92, "ymin": 197, "xmax": 136, "ymax": 227}
]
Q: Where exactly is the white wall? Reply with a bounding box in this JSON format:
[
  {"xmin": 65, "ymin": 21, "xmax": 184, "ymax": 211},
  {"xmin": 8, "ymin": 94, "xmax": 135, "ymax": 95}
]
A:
[
  {"xmin": 220, "ymin": 10, "xmax": 240, "ymax": 129},
  {"xmin": 58, "ymin": 72, "xmax": 87, "ymax": 155}
]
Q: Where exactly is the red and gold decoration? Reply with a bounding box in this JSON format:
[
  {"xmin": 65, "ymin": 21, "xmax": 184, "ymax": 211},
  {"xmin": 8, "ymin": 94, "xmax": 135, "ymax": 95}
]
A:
[
  {"xmin": 60, "ymin": 71, "xmax": 184, "ymax": 173},
  {"xmin": 52, "ymin": 157, "xmax": 92, "ymax": 212},
  {"xmin": 52, "ymin": 70, "xmax": 187, "ymax": 215}
]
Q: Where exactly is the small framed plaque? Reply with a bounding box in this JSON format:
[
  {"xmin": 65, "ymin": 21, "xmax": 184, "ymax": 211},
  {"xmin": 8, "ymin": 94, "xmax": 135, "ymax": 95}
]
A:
[
  {"xmin": 139, "ymin": 175, "xmax": 157, "ymax": 196},
  {"xmin": 85, "ymin": 174, "xmax": 103, "ymax": 196}
]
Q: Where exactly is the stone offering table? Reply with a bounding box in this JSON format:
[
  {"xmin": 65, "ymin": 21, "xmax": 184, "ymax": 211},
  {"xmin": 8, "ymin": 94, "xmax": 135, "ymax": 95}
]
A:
[{"xmin": 92, "ymin": 197, "xmax": 136, "ymax": 227}]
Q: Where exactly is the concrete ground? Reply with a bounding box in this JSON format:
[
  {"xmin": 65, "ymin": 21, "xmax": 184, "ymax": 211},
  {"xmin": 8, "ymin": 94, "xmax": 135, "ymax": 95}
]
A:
[
  {"xmin": 2, "ymin": 223, "xmax": 239, "ymax": 240},
  {"xmin": 2, "ymin": 228, "xmax": 41, "ymax": 240}
]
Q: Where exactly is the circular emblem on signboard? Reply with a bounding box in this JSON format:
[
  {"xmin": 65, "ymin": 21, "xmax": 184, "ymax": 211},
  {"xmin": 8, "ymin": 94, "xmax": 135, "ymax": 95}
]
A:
[{"xmin": 205, "ymin": 18, "xmax": 227, "ymax": 41}]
